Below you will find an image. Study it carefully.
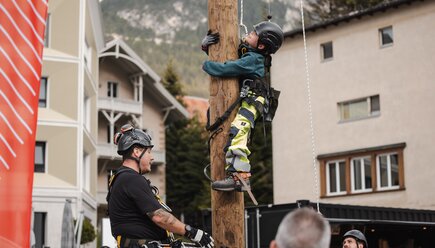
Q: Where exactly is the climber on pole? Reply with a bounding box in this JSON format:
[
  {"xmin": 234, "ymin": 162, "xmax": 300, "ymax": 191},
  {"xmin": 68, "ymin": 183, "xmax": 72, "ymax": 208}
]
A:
[{"xmin": 201, "ymin": 20, "xmax": 284, "ymax": 192}]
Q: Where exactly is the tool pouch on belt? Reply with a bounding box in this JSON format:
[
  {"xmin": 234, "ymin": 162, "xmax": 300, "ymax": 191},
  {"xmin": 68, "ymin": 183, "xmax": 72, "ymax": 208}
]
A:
[
  {"xmin": 264, "ymin": 87, "xmax": 280, "ymax": 122},
  {"xmin": 240, "ymin": 77, "xmax": 281, "ymax": 122}
]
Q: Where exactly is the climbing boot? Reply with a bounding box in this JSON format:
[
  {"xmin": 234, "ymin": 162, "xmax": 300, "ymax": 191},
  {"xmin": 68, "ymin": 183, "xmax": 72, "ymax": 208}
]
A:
[{"xmin": 212, "ymin": 172, "xmax": 251, "ymax": 192}]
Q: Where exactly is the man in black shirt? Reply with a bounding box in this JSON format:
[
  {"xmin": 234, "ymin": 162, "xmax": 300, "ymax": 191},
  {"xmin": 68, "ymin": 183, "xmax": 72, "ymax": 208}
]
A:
[{"xmin": 108, "ymin": 124, "xmax": 214, "ymax": 248}]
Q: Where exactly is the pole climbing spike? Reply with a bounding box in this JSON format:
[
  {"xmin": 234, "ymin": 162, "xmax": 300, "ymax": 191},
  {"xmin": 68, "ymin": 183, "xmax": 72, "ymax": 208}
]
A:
[{"xmin": 233, "ymin": 172, "xmax": 258, "ymax": 206}]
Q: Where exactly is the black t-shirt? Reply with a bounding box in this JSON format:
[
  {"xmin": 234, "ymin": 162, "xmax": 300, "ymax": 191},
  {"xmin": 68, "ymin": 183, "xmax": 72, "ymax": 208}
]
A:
[{"xmin": 108, "ymin": 167, "xmax": 167, "ymax": 240}]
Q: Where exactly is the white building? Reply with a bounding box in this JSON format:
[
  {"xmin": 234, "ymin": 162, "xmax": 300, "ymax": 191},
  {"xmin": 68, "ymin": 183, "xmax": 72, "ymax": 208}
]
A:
[
  {"xmin": 34, "ymin": 0, "xmax": 103, "ymax": 247},
  {"xmin": 272, "ymin": 0, "xmax": 435, "ymax": 210},
  {"xmin": 33, "ymin": 1, "xmax": 188, "ymax": 247}
]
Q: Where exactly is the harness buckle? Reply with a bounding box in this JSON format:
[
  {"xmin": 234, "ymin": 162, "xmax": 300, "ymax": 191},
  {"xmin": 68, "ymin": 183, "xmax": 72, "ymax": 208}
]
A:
[
  {"xmin": 240, "ymin": 79, "xmax": 252, "ymax": 98},
  {"xmin": 240, "ymin": 85, "xmax": 250, "ymax": 98}
]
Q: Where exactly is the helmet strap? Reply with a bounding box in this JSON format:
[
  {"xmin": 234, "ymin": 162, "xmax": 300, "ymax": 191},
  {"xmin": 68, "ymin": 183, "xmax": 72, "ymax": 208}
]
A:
[
  {"xmin": 136, "ymin": 148, "xmax": 147, "ymax": 174},
  {"xmin": 125, "ymin": 148, "xmax": 147, "ymax": 174}
]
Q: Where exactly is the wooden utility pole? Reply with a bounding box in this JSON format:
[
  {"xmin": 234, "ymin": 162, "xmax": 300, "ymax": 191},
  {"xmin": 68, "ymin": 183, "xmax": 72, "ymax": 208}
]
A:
[{"xmin": 208, "ymin": 0, "xmax": 244, "ymax": 247}]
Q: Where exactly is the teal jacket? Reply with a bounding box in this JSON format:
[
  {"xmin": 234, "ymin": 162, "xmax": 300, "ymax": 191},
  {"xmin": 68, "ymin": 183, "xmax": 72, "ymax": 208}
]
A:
[{"xmin": 202, "ymin": 47, "xmax": 265, "ymax": 78}]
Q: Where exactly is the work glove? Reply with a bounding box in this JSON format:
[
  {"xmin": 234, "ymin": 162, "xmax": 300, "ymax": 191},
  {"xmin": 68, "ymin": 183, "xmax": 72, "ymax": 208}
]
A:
[
  {"xmin": 184, "ymin": 225, "xmax": 215, "ymax": 248},
  {"xmin": 201, "ymin": 30, "xmax": 220, "ymax": 55}
]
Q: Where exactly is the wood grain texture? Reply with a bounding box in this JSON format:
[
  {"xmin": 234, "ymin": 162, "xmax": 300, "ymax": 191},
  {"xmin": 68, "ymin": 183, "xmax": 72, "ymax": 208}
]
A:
[{"xmin": 208, "ymin": 0, "xmax": 245, "ymax": 247}]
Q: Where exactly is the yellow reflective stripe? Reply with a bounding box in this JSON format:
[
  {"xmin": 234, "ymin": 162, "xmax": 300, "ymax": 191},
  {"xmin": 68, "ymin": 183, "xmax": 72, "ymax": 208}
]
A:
[
  {"xmin": 117, "ymin": 235, "xmax": 122, "ymax": 248},
  {"xmin": 108, "ymin": 174, "xmax": 116, "ymax": 187}
]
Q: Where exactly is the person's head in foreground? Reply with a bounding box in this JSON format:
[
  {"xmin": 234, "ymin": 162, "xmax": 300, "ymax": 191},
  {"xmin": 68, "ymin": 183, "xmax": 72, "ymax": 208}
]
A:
[
  {"xmin": 342, "ymin": 229, "xmax": 368, "ymax": 248},
  {"xmin": 269, "ymin": 208, "xmax": 331, "ymax": 248}
]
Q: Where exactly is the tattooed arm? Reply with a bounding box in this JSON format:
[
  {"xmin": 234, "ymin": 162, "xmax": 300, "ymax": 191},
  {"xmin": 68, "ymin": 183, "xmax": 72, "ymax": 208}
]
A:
[{"xmin": 147, "ymin": 208, "xmax": 186, "ymax": 235}]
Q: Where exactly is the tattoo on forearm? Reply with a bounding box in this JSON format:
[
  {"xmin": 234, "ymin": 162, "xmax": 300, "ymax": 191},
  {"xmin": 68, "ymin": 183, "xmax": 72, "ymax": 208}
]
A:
[{"xmin": 149, "ymin": 208, "xmax": 177, "ymax": 225}]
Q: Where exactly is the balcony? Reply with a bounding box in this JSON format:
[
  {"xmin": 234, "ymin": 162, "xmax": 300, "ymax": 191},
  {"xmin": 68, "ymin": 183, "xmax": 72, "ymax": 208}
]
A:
[
  {"xmin": 98, "ymin": 97, "xmax": 142, "ymax": 115},
  {"xmin": 97, "ymin": 190, "xmax": 108, "ymax": 206},
  {"xmin": 97, "ymin": 143, "xmax": 165, "ymax": 163}
]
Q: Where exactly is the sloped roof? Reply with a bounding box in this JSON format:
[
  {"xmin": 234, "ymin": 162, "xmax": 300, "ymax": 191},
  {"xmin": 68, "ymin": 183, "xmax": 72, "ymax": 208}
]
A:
[
  {"xmin": 285, "ymin": 0, "xmax": 424, "ymax": 38},
  {"xmin": 99, "ymin": 38, "xmax": 188, "ymax": 122},
  {"xmin": 87, "ymin": 0, "xmax": 104, "ymax": 51},
  {"xmin": 183, "ymin": 96, "xmax": 209, "ymax": 123}
]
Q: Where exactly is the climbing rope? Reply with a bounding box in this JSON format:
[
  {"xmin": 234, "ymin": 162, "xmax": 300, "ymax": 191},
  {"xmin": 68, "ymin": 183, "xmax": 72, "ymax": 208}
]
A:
[
  {"xmin": 240, "ymin": 0, "xmax": 248, "ymax": 36},
  {"xmin": 239, "ymin": 0, "xmax": 273, "ymax": 37},
  {"xmin": 299, "ymin": 0, "xmax": 321, "ymax": 213}
]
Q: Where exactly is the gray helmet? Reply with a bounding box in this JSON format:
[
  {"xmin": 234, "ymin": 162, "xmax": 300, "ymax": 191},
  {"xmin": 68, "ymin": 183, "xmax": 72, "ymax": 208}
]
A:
[
  {"xmin": 343, "ymin": 230, "xmax": 368, "ymax": 248},
  {"xmin": 253, "ymin": 21, "xmax": 284, "ymax": 54},
  {"xmin": 114, "ymin": 124, "xmax": 153, "ymax": 155}
]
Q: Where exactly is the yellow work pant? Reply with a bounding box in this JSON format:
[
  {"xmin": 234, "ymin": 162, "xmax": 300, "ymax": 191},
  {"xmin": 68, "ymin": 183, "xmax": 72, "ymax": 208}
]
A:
[{"xmin": 225, "ymin": 94, "xmax": 265, "ymax": 172}]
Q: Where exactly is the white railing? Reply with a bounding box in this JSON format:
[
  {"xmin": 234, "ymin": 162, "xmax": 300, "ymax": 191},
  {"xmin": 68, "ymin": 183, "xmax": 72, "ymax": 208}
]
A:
[{"xmin": 97, "ymin": 97, "xmax": 142, "ymax": 115}]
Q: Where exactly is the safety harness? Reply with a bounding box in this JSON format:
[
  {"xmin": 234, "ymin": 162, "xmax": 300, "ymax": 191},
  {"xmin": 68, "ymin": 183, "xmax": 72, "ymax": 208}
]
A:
[
  {"xmin": 106, "ymin": 167, "xmax": 179, "ymax": 247},
  {"xmin": 106, "ymin": 167, "xmax": 130, "ymax": 216},
  {"xmin": 206, "ymin": 48, "xmax": 281, "ymax": 133},
  {"xmin": 204, "ymin": 46, "xmax": 280, "ymax": 206},
  {"xmin": 107, "ymin": 167, "xmax": 173, "ymax": 214}
]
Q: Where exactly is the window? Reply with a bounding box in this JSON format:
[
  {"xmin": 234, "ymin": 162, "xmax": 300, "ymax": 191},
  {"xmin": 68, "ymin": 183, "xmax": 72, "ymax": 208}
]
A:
[
  {"xmin": 39, "ymin": 77, "xmax": 48, "ymax": 107},
  {"xmin": 84, "ymin": 38, "xmax": 92, "ymax": 71},
  {"xmin": 83, "ymin": 95, "xmax": 91, "ymax": 131},
  {"xmin": 83, "ymin": 152, "xmax": 90, "ymax": 192},
  {"xmin": 319, "ymin": 143, "xmax": 405, "ymax": 197},
  {"xmin": 34, "ymin": 212, "xmax": 46, "ymax": 248},
  {"xmin": 351, "ymin": 157, "xmax": 372, "ymax": 192},
  {"xmin": 321, "ymin": 41, "xmax": 333, "ymax": 60},
  {"xmin": 326, "ymin": 160, "xmax": 346, "ymax": 195},
  {"xmin": 377, "ymin": 153, "xmax": 400, "ymax": 190},
  {"xmin": 338, "ymin": 95, "xmax": 380, "ymax": 121},
  {"xmin": 379, "ymin": 26, "xmax": 393, "ymax": 46},
  {"xmin": 135, "ymin": 83, "xmax": 141, "ymax": 102},
  {"xmin": 34, "ymin": 142, "xmax": 46, "ymax": 173},
  {"xmin": 107, "ymin": 81, "xmax": 118, "ymax": 98},
  {"xmin": 44, "ymin": 14, "xmax": 50, "ymax": 47}
]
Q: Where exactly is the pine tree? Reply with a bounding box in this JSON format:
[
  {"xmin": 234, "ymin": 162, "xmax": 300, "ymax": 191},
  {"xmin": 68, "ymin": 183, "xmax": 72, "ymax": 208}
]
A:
[
  {"xmin": 162, "ymin": 62, "xmax": 210, "ymax": 224},
  {"xmin": 162, "ymin": 59, "xmax": 185, "ymax": 104},
  {"xmin": 165, "ymin": 117, "xmax": 210, "ymax": 224}
]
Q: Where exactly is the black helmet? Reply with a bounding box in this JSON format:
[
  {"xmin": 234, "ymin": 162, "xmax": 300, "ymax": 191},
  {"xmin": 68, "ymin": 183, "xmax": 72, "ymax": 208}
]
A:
[
  {"xmin": 343, "ymin": 230, "xmax": 368, "ymax": 248},
  {"xmin": 253, "ymin": 21, "xmax": 284, "ymax": 54},
  {"xmin": 114, "ymin": 124, "xmax": 153, "ymax": 155}
]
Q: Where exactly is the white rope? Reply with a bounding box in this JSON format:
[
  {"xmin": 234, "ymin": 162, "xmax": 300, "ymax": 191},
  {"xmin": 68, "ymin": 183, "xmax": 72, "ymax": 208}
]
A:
[
  {"xmin": 299, "ymin": 0, "xmax": 321, "ymax": 213},
  {"xmin": 240, "ymin": 0, "xmax": 248, "ymax": 36}
]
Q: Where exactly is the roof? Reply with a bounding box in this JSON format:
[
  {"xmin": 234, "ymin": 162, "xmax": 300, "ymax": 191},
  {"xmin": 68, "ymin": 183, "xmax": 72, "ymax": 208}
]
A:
[
  {"xmin": 182, "ymin": 96, "xmax": 209, "ymax": 123},
  {"xmin": 99, "ymin": 38, "xmax": 189, "ymax": 122},
  {"xmin": 285, "ymin": 0, "xmax": 425, "ymax": 38},
  {"xmin": 246, "ymin": 200, "xmax": 435, "ymax": 226},
  {"xmin": 87, "ymin": 0, "xmax": 104, "ymax": 51},
  {"xmin": 317, "ymin": 142, "xmax": 406, "ymax": 160}
]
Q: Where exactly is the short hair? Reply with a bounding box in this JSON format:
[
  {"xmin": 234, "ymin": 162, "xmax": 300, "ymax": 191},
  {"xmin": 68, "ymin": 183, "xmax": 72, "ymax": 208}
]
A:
[
  {"xmin": 121, "ymin": 144, "xmax": 146, "ymax": 161},
  {"xmin": 275, "ymin": 208, "xmax": 331, "ymax": 248}
]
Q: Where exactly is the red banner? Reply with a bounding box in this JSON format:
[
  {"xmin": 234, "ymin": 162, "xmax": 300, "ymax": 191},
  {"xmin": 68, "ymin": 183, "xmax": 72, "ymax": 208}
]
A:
[{"xmin": 0, "ymin": 0, "xmax": 48, "ymax": 247}]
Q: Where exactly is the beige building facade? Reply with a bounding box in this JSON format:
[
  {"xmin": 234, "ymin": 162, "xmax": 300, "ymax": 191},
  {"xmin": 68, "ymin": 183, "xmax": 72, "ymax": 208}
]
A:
[
  {"xmin": 34, "ymin": 1, "xmax": 187, "ymax": 247},
  {"xmin": 272, "ymin": 0, "xmax": 435, "ymax": 210},
  {"xmin": 96, "ymin": 38, "xmax": 188, "ymax": 246},
  {"xmin": 34, "ymin": 0, "xmax": 103, "ymax": 247}
]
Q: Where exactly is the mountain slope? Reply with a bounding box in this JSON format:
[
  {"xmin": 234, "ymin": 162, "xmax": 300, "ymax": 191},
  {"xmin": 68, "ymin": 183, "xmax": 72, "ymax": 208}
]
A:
[{"xmin": 100, "ymin": 0, "xmax": 299, "ymax": 97}]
